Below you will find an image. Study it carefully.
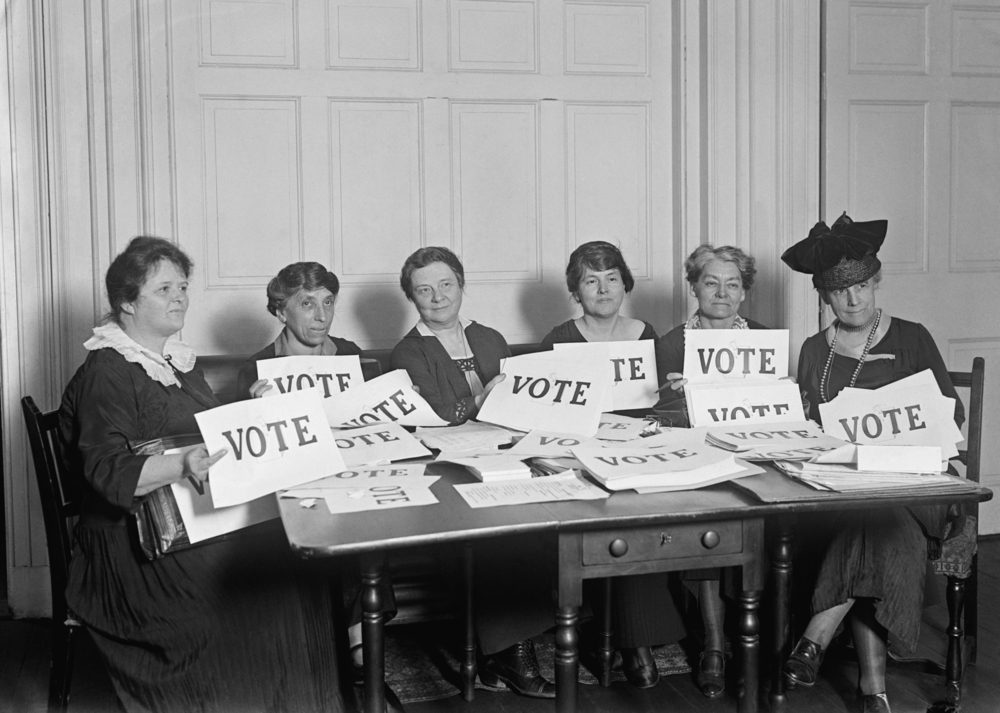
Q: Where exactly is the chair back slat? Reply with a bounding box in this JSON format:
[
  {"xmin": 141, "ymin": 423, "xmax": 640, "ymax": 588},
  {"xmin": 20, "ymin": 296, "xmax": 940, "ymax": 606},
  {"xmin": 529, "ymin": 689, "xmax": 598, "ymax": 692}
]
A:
[
  {"xmin": 947, "ymin": 356, "xmax": 985, "ymax": 485},
  {"xmin": 21, "ymin": 396, "xmax": 78, "ymax": 620}
]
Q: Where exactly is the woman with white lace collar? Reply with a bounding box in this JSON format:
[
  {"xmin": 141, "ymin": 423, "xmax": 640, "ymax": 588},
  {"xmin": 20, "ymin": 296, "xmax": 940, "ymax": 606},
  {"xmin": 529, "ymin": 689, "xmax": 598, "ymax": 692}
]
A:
[{"xmin": 59, "ymin": 237, "xmax": 347, "ymax": 713}]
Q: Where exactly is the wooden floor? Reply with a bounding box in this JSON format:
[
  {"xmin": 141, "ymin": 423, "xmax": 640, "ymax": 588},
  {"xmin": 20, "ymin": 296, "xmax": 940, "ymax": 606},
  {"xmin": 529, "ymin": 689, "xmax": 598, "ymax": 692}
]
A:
[{"xmin": 3, "ymin": 538, "xmax": 999, "ymax": 713}]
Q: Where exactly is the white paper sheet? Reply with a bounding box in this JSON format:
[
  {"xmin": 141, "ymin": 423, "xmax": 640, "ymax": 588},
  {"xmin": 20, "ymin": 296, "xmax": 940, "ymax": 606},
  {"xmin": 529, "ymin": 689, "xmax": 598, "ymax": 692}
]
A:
[
  {"xmin": 552, "ymin": 340, "xmax": 658, "ymax": 410},
  {"xmin": 477, "ymin": 352, "xmax": 609, "ymax": 436},
  {"xmin": 685, "ymin": 380, "xmax": 805, "ymax": 427},
  {"xmin": 255, "ymin": 354, "xmax": 364, "ymax": 398},
  {"xmin": 506, "ymin": 430, "xmax": 606, "ymax": 458},
  {"xmin": 595, "ymin": 413, "xmax": 649, "ymax": 441},
  {"xmin": 331, "ymin": 422, "xmax": 431, "ymax": 466},
  {"xmin": 195, "ymin": 389, "xmax": 346, "ymax": 507},
  {"xmin": 452, "ymin": 472, "xmax": 610, "ymax": 508},
  {"xmin": 322, "ymin": 481, "xmax": 439, "ymax": 513},
  {"xmin": 682, "ymin": 329, "xmax": 790, "ymax": 384},
  {"xmin": 413, "ymin": 421, "xmax": 516, "ymax": 452},
  {"xmin": 856, "ymin": 445, "xmax": 943, "ymax": 473},
  {"xmin": 162, "ymin": 447, "xmax": 279, "ymax": 543},
  {"xmin": 321, "ymin": 369, "xmax": 449, "ymax": 427},
  {"xmin": 281, "ymin": 463, "xmax": 430, "ymax": 494}
]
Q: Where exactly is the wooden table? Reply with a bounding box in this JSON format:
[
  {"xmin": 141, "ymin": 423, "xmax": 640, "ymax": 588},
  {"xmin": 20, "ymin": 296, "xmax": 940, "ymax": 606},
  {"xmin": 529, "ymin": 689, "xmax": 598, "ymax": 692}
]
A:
[{"xmin": 277, "ymin": 464, "xmax": 991, "ymax": 713}]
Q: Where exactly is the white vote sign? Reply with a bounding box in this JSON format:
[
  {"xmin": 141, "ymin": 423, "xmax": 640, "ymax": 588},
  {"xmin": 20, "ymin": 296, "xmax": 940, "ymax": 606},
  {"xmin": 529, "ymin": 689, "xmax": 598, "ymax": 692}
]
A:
[
  {"xmin": 255, "ymin": 355, "xmax": 364, "ymax": 398},
  {"xmin": 818, "ymin": 370, "xmax": 961, "ymax": 458},
  {"xmin": 321, "ymin": 369, "xmax": 448, "ymax": 427},
  {"xmin": 552, "ymin": 340, "xmax": 658, "ymax": 410},
  {"xmin": 283, "ymin": 463, "xmax": 431, "ymax": 494},
  {"xmin": 683, "ymin": 329, "xmax": 789, "ymax": 384},
  {"xmin": 686, "ymin": 380, "xmax": 804, "ymax": 427},
  {"xmin": 477, "ymin": 352, "xmax": 609, "ymax": 437},
  {"xmin": 332, "ymin": 422, "xmax": 431, "ymax": 466},
  {"xmin": 196, "ymin": 389, "xmax": 345, "ymax": 507}
]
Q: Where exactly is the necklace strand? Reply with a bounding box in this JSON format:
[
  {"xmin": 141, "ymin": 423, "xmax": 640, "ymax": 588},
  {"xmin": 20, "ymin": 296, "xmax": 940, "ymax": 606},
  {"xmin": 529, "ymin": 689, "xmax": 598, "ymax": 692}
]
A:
[{"xmin": 819, "ymin": 309, "xmax": 882, "ymax": 403}]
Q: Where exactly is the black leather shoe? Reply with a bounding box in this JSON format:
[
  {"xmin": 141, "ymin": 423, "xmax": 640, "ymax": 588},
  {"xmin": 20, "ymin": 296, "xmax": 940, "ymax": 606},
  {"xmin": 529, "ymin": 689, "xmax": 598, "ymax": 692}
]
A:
[
  {"xmin": 621, "ymin": 646, "xmax": 659, "ymax": 689},
  {"xmin": 783, "ymin": 636, "xmax": 824, "ymax": 688},
  {"xmin": 860, "ymin": 692, "xmax": 891, "ymax": 713},
  {"xmin": 479, "ymin": 640, "xmax": 556, "ymax": 699},
  {"xmin": 696, "ymin": 649, "xmax": 725, "ymax": 698}
]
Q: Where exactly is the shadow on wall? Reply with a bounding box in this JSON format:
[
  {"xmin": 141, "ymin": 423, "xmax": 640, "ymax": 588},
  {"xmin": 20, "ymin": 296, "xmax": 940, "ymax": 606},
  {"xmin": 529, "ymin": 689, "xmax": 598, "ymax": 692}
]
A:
[
  {"xmin": 518, "ymin": 279, "xmax": 576, "ymax": 341},
  {"xmin": 348, "ymin": 283, "xmax": 412, "ymax": 350}
]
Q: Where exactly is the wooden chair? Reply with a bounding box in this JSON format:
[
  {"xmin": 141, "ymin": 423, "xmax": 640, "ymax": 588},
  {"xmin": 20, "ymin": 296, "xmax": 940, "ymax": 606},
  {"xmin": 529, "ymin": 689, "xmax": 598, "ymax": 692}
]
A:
[
  {"xmin": 21, "ymin": 396, "xmax": 82, "ymax": 713},
  {"xmin": 926, "ymin": 357, "xmax": 985, "ymax": 713}
]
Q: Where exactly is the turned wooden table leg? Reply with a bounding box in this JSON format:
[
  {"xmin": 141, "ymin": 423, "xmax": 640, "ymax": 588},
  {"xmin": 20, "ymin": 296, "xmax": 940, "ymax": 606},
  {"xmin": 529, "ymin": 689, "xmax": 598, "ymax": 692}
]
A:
[
  {"xmin": 770, "ymin": 517, "xmax": 793, "ymax": 713},
  {"xmin": 360, "ymin": 552, "xmax": 387, "ymax": 713}
]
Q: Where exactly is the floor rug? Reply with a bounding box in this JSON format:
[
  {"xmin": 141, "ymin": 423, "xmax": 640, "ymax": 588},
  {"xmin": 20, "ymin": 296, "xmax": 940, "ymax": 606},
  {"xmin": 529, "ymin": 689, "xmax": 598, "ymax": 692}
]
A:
[{"xmin": 381, "ymin": 625, "xmax": 692, "ymax": 704}]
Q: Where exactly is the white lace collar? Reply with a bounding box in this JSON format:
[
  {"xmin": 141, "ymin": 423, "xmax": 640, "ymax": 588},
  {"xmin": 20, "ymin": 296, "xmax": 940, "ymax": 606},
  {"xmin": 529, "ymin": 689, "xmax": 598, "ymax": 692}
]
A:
[{"xmin": 84, "ymin": 323, "xmax": 196, "ymax": 387}]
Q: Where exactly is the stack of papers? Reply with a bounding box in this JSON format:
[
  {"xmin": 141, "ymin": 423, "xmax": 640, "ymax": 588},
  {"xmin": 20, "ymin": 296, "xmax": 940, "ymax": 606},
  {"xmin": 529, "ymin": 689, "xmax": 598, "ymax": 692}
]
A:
[
  {"xmin": 774, "ymin": 459, "xmax": 959, "ymax": 493},
  {"xmin": 570, "ymin": 431, "xmax": 762, "ymax": 492},
  {"xmin": 446, "ymin": 454, "xmax": 533, "ymax": 482},
  {"xmin": 705, "ymin": 421, "xmax": 848, "ymax": 461}
]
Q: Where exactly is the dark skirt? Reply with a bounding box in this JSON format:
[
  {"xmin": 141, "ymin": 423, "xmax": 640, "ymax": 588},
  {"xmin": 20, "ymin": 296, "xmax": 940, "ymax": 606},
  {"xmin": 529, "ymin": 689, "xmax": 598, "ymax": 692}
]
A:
[
  {"xmin": 66, "ymin": 519, "xmax": 344, "ymax": 713},
  {"xmin": 807, "ymin": 506, "xmax": 940, "ymax": 654}
]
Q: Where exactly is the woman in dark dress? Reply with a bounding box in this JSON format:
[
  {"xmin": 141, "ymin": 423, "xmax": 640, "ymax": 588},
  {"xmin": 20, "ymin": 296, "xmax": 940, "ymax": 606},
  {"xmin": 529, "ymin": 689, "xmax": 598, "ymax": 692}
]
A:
[
  {"xmin": 653, "ymin": 244, "xmax": 765, "ymax": 698},
  {"xmin": 390, "ymin": 246, "xmax": 555, "ymax": 699},
  {"xmin": 236, "ymin": 261, "xmax": 363, "ymax": 399},
  {"xmin": 60, "ymin": 237, "xmax": 345, "ymax": 713},
  {"xmin": 781, "ymin": 214, "xmax": 963, "ymax": 713},
  {"xmin": 540, "ymin": 241, "xmax": 680, "ymax": 689},
  {"xmin": 235, "ymin": 261, "xmax": 398, "ymax": 698}
]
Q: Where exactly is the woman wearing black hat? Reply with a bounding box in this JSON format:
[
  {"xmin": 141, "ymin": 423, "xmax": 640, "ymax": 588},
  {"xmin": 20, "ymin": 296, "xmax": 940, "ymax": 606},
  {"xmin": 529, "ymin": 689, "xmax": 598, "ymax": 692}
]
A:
[{"xmin": 780, "ymin": 213, "xmax": 963, "ymax": 713}]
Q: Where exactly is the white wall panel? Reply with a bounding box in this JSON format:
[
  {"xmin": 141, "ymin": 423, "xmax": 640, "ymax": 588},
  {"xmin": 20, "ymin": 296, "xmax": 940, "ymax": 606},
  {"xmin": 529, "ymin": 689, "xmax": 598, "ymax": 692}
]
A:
[
  {"xmin": 849, "ymin": 3, "xmax": 927, "ymax": 75},
  {"xmin": 565, "ymin": 103, "xmax": 649, "ymax": 278},
  {"xmin": 449, "ymin": 0, "xmax": 536, "ymax": 72},
  {"xmin": 330, "ymin": 100, "xmax": 423, "ymax": 281},
  {"xmin": 202, "ymin": 98, "xmax": 300, "ymax": 284},
  {"xmin": 564, "ymin": 2, "xmax": 648, "ymax": 75},
  {"xmin": 200, "ymin": 0, "xmax": 297, "ymax": 66},
  {"xmin": 848, "ymin": 101, "xmax": 927, "ymax": 272},
  {"xmin": 450, "ymin": 102, "xmax": 538, "ymax": 280},
  {"xmin": 326, "ymin": 0, "xmax": 420, "ymax": 70},
  {"xmin": 953, "ymin": 8, "xmax": 1000, "ymax": 76},
  {"xmin": 951, "ymin": 104, "xmax": 1000, "ymax": 271}
]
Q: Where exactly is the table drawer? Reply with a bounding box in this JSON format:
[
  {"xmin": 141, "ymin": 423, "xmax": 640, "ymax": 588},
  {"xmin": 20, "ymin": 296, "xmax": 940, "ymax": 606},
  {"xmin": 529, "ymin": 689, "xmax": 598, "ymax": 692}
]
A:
[{"xmin": 582, "ymin": 520, "xmax": 742, "ymax": 566}]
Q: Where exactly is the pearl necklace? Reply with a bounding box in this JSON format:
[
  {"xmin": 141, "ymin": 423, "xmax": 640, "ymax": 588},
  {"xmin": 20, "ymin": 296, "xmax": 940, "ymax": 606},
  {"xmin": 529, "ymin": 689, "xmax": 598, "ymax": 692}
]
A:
[{"xmin": 819, "ymin": 308, "xmax": 882, "ymax": 403}]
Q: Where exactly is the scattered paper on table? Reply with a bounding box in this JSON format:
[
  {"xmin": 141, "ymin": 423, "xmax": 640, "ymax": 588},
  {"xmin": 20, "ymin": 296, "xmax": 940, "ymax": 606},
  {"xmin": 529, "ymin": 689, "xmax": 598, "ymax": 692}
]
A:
[
  {"xmin": 331, "ymin": 421, "xmax": 431, "ymax": 466},
  {"xmin": 413, "ymin": 421, "xmax": 516, "ymax": 452},
  {"xmin": 322, "ymin": 481, "xmax": 439, "ymax": 513},
  {"xmin": 281, "ymin": 463, "xmax": 431, "ymax": 496},
  {"xmin": 453, "ymin": 472, "xmax": 610, "ymax": 508}
]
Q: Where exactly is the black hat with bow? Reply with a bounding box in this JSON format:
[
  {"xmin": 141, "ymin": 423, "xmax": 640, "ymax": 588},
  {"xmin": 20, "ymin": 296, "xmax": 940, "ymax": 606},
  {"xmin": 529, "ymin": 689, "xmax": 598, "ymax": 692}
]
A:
[{"xmin": 781, "ymin": 212, "xmax": 887, "ymax": 290}]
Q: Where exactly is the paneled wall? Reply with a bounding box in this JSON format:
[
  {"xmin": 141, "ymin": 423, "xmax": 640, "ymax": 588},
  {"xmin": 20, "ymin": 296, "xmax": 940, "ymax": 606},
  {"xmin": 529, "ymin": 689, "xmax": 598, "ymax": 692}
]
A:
[{"xmin": 1, "ymin": 0, "xmax": 819, "ymax": 616}]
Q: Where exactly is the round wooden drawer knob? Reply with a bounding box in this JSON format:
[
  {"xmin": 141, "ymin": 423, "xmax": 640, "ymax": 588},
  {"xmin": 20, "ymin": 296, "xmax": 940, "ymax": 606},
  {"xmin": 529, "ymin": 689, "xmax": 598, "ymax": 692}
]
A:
[
  {"xmin": 701, "ymin": 530, "xmax": 721, "ymax": 549},
  {"xmin": 608, "ymin": 538, "xmax": 629, "ymax": 557}
]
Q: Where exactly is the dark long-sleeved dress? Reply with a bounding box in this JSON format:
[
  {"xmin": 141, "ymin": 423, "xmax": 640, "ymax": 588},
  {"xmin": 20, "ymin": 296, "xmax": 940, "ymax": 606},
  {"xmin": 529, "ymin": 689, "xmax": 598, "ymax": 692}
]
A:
[
  {"xmin": 390, "ymin": 321, "xmax": 509, "ymax": 425},
  {"xmin": 60, "ymin": 348, "xmax": 344, "ymax": 713},
  {"xmin": 797, "ymin": 317, "xmax": 962, "ymax": 653},
  {"xmin": 540, "ymin": 318, "xmax": 684, "ymax": 649}
]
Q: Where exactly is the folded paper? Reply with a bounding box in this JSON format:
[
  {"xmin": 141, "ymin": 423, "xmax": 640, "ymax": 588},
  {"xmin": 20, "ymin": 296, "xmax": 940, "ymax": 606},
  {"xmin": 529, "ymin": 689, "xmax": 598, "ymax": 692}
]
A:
[
  {"xmin": 332, "ymin": 421, "xmax": 431, "ymax": 467},
  {"xmin": 321, "ymin": 369, "xmax": 449, "ymax": 428},
  {"xmin": 686, "ymin": 380, "xmax": 805, "ymax": 427}
]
